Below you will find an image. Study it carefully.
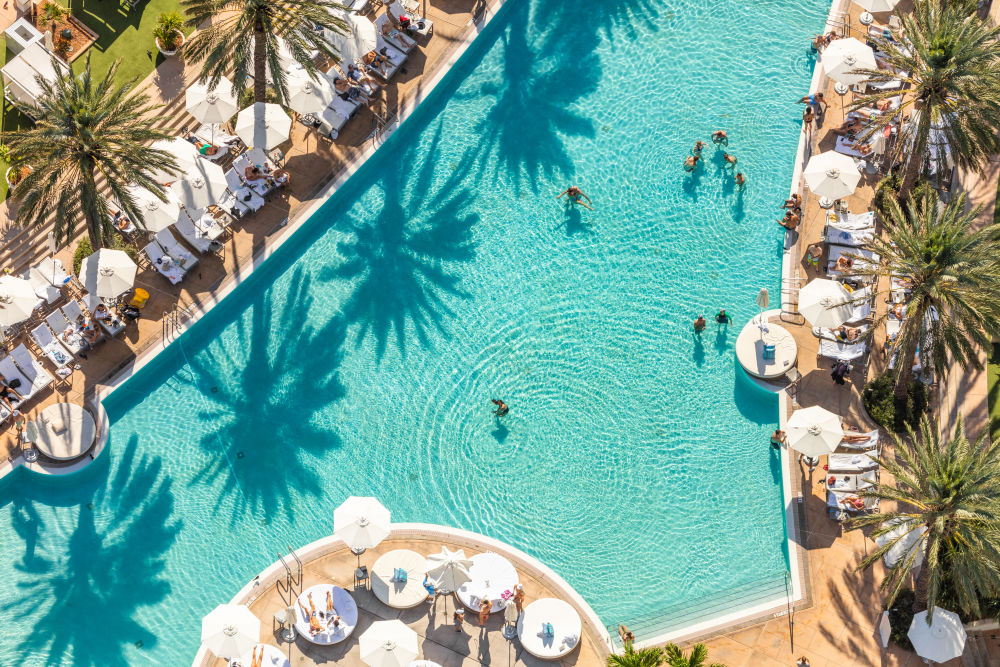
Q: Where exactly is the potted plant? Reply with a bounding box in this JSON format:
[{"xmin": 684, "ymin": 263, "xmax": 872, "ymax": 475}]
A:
[
  {"xmin": 5, "ymin": 163, "xmax": 31, "ymax": 191},
  {"xmin": 153, "ymin": 12, "xmax": 185, "ymax": 56}
]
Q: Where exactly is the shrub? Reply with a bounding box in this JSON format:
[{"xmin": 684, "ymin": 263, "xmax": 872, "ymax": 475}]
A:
[
  {"xmin": 862, "ymin": 372, "xmax": 927, "ymax": 432},
  {"xmin": 886, "ymin": 588, "xmax": 916, "ymax": 651},
  {"xmin": 72, "ymin": 238, "xmax": 92, "ymax": 275},
  {"xmin": 872, "ymin": 174, "xmax": 936, "ymax": 221},
  {"xmin": 42, "ymin": 1, "xmax": 67, "ymax": 23}
]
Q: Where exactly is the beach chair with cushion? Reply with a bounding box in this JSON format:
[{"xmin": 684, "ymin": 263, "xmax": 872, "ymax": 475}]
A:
[
  {"xmin": 217, "ymin": 191, "xmax": 251, "ymax": 220},
  {"xmin": 827, "ymin": 244, "xmax": 879, "ymax": 278},
  {"xmin": 366, "ymin": 38, "xmax": 406, "ymax": 80},
  {"xmin": 143, "ymin": 242, "xmax": 185, "ymax": 285},
  {"xmin": 819, "ymin": 338, "xmax": 867, "ymax": 362},
  {"xmin": 44, "ymin": 310, "xmax": 87, "ymax": 354},
  {"xmin": 224, "ymin": 167, "xmax": 244, "ymax": 193},
  {"xmin": 195, "ymin": 124, "xmax": 241, "ymax": 148},
  {"xmin": 844, "ymin": 286, "xmax": 873, "ymax": 323},
  {"xmin": 825, "ymin": 221, "xmax": 875, "ymax": 248},
  {"xmin": 838, "ymin": 429, "xmax": 879, "ymax": 451},
  {"xmin": 375, "ymin": 13, "xmax": 417, "ymax": 53},
  {"xmin": 813, "ymin": 323, "xmax": 869, "ymax": 342},
  {"xmin": 29, "ymin": 324, "xmax": 74, "ymax": 369},
  {"xmin": 388, "ymin": 0, "xmax": 433, "ymax": 36},
  {"xmin": 828, "ymin": 450, "xmax": 880, "ymax": 473},
  {"xmin": 174, "ymin": 214, "xmax": 226, "ymax": 254},
  {"xmin": 0, "ymin": 355, "xmax": 32, "ymax": 407},
  {"xmin": 7, "ymin": 344, "xmax": 54, "ymax": 399},
  {"xmin": 154, "ymin": 229, "xmax": 199, "ymax": 271},
  {"xmin": 62, "ymin": 300, "xmax": 104, "ymax": 346},
  {"xmin": 27, "ymin": 267, "xmax": 61, "ymax": 304}
]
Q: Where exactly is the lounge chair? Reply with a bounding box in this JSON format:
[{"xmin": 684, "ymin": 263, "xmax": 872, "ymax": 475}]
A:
[
  {"xmin": 27, "ymin": 267, "xmax": 61, "ymax": 304},
  {"xmin": 827, "ymin": 244, "xmax": 879, "ymax": 278},
  {"xmin": 388, "ymin": 0, "xmax": 433, "ymax": 36},
  {"xmin": 29, "ymin": 324, "xmax": 75, "ymax": 369},
  {"xmin": 143, "ymin": 242, "xmax": 185, "ymax": 284},
  {"xmin": 375, "ymin": 13, "xmax": 417, "ymax": 53},
  {"xmin": 7, "ymin": 344, "xmax": 54, "ymax": 398},
  {"xmin": 231, "ymin": 186, "xmax": 266, "ymax": 212},
  {"xmin": 832, "ymin": 211, "xmax": 875, "ymax": 230},
  {"xmin": 62, "ymin": 300, "xmax": 104, "ymax": 345},
  {"xmin": 224, "ymin": 167, "xmax": 244, "ymax": 193},
  {"xmin": 44, "ymin": 310, "xmax": 88, "ymax": 354},
  {"xmin": 83, "ymin": 294, "xmax": 126, "ymax": 337},
  {"xmin": 838, "ymin": 429, "xmax": 879, "ymax": 451},
  {"xmin": 819, "ymin": 338, "xmax": 867, "ymax": 362},
  {"xmin": 194, "ymin": 124, "xmax": 241, "ymax": 147},
  {"xmin": 825, "ymin": 221, "xmax": 874, "ymax": 247},
  {"xmin": 174, "ymin": 214, "xmax": 223, "ymax": 253},
  {"xmin": 844, "ymin": 286, "xmax": 873, "ymax": 323},
  {"xmin": 367, "ymin": 38, "xmax": 406, "ymax": 80},
  {"xmin": 154, "ymin": 229, "xmax": 199, "ymax": 271},
  {"xmin": 0, "ymin": 355, "xmax": 33, "ymax": 407},
  {"xmin": 36, "ymin": 257, "xmax": 71, "ymax": 287},
  {"xmin": 813, "ymin": 323, "xmax": 869, "ymax": 342},
  {"xmin": 827, "ymin": 489, "xmax": 880, "ymax": 513},
  {"xmin": 826, "ymin": 469, "xmax": 878, "ymax": 492}
]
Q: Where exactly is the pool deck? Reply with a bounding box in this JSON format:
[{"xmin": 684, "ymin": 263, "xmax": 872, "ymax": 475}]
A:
[{"xmin": 196, "ymin": 526, "xmax": 610, "ymax": 667}]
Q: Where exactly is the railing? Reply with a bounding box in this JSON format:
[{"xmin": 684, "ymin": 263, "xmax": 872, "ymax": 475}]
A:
[
  {"xmin": 605, "ymin": 572, "xmax": 793, "ymax": 649},
  {"xmin": 780, "ymin": 275, "xmax": 806, "ymax": 325},
  {"xmin": 161, "ymin": 303, "xmax": 195, "ymax": 344}
]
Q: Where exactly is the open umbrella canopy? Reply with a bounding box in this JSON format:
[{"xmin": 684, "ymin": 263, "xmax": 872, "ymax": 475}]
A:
[
  {"xmin": 854, "ymin": 0, "xmax": 900, "ymax": 12},
  {"xmin": 148, "ymin": 137, "xmax": 200, "ymax": 183},
  {"xmin": 170, "ymin": 159, "xmax": 228, "ymax": 210},
  {"xmin": 324, "ymin": 11, "xmax": 378, "ymax": 63},
  {"xmin": 804, "ymin": 150, "xmax": 862, "ymax": 200},
  {"xmin": 334, "ymin": 496, "xmax": 391, "ymax": 551},
  {"xmin": 185, "ymin": 77, "xmax": 239, "ymax": 125},
  {"xmin": 876, "ymin": 517, "xmax": 927, "ymax": 570},
  {"xmin": 426, "ymin": 546, "xmax": 473, "ymax": 592},
  {"xmin": 908, "ymin": 608, "xmax": 966, "ymax": 664},
  {"xmin": 125, "ymin": 184, "xmax": 184, "ymax": 233},
  {"xmin": 798, "ymin": 279, "xmax": 854, "ymax": 329},
  {"xmin": 287, "ymin": 70, "xmax": 335, "ymax": 116},
  {"xmin": 79, "ymin": 249, "xmax": 137, "ymax": 298},
  {"xmin": 359, "ymin": 619, "xmax": 418, "ymax": 667},
  {"xmin": 786, "ymin": 405, "xmax": 843, "ymax": 458},
  {"xmin": 235, "ymin": 103, "xmax": 291, "ymax": 152},
  {"xmin": 822, "ymin": 38, "xmax": 877, "ymax": 85},
  {"xmin": 0, "ymin": 275, "xmax": 38, "ymax": 326},
  {"xmin": 201, "ymin": 603, "xmax": 260, "ymax": 659}
]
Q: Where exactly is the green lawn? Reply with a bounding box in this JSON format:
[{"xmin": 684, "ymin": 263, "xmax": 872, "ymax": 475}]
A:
[{"xmin": 989, "ymin": 343, "xmax": 1000, "ymax": 443}]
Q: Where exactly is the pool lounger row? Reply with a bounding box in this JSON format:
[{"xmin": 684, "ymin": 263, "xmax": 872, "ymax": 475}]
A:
[
  {"xmin": 143, "ymin": 229, "xmax": 198, "ymax": 285},
  {"xmin": 0, "ymin": 344, "xmax": 55, "ymax": 420}
]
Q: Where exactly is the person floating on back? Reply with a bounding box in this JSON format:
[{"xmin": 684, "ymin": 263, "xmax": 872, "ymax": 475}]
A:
[
  {"xmin": 491, "ymin": 399, "xmax": 509, "ymax": 417},
  {"xmin": 557, "ymin": 186, "xmax": 594, "ymax": 210},
  {"xmin": 716, "ymin": 309, "xmax": 732, "ymax": 325}
]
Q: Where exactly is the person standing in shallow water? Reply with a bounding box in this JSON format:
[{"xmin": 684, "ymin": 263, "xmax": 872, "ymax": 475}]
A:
[
  {"xmin": 557, "ymin": 186, "xmax": 594, "ymax": 210},
  {"xmin": 716, "ymin": 309, "xmax": 732, "ymax": 325},
  {"xmin": 491, "ymin": 399, "xmax": 509, "ymax": 417},
  {"xmin": 693, "ymin": 315, "xmax": 707, "ymax": 334}
]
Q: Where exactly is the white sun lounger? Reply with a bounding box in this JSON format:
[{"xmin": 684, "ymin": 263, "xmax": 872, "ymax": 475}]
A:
[
  {"xmin": 7, "ymin": 344, "xmax": 54, "ymax": 398},
  {"xmin": 828, "ymin": 451, "xmax": 878, "ymax": 474},
  {"xmin": 27, "ymin": 267, "xmax": 61, "ymax": 304},
  {"xmin": 838, "ymin": 429, "xmax": 880, "ymax": 451},
  {"xmin": 827, "ymin": 489, "xmax": 879, "ymax": 513},
  {"xmin": 389, "ymin": 0, "xmax": 433, "ymax": 35},
  {"xmin": 814, "ymin": 323, "xmax": 870, "ymax": 341},
  {"xmin": 154, "ymin": 229, "xmax": 199, "ymax": 271},
  {"xmin": 827, "ymin": 244, "xmax": 879, "ymax": 278},
  {"xmin": 44, "ymin": 310, "xmax": 87, "ymax": 354},
  {"xmin": 143, "ymin": 242, "xmax": 185, "ymax": 284},
  {"xmin": 0, "ymin": 354, "xmax": 34, "ymax": 405},
  {"xmin": 819, "ymin": 338, "xmax": 867, "ymax": 362},
  {"xmin": 61, "ymin": 300, "xmax": 103, "ymax": 346},
  {"xmin": 844, "ymin": 286, "xmax": 873, "ymax": 323},
  {"xmin": 316, "ymin": 104, "xmax": 353, "ymax": 139},
  {"xmin": 826, "ymin": 470, "xmax": 878, "ymax": 492},
  {"xmin": 36, "ymin": 257, "xmax": 71, "ymax": 287},
  {"xmin": 826, "ymin": 221, "xmax": 875, "ymax": 247},
  {"xmin": 224, "ymin": 167, "xmax": 244, "ymax": 193},
  {"xmin": 174, "ymin": 215, "xmax": 218, "ymax": 253},
  {"xmin": 367, "ymin": 38, "xmax": 406, "ymax": 80},
  {"xmin": 375, "ymin": 13, "xmax": 417, "ymax": 53},
  {"xmin": 195, "ymin": 124, "xmax": 241, "ymax": 147},
  {"xmin": 30, "ymin": 323, "xmax": 75, "ymax": 368}
]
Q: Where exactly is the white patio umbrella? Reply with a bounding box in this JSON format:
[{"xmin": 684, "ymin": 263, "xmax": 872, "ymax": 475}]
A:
[
  {"xmin": 148, "ymin": 137, "xmax": 201, "ymax": 183},
  {"xmin": 876, "ymin": 518, "xmax": 927, "ymax": 570},
  {"xmin": 325, "ymin": 12, "xmax": 378, "ymax": 63},
  {"xmin": 359, "ymin": 619, "xmax": 418, "ymax": 667},
  {"xmin": 822, "ymin": 38, "xmax": 877, "ymax": 86},
  {"xmin": 185, "ymin": 77, "xmax": 239, "ymax": 126},
  {"xmin": 235, "ymin": 103, "xmax": 291, "ymax": 152},
  {"xmin": 785, "ymin": 405, "xmax": 843, "ymax": 459},
  {"xmin": 79, "ymin": 249, "xmax": 137, "ymax": 298},
  {"xmin": 798, "ymin": 279, "xmax": 854, "ymax": 329},
  {"xmin": 171, "ymin": 159, "xmax": 228, "ymax": 210},
  {"xmin": 426, "ymin": 546, "xmax": 473, "ymax": 592},
  {"xmin": 334, "ymin": 496, "xmax": 391, "ymax": 554},
  {"xmin": 201, "ymin": 603, "xmax": 260, "ymax": 660},
  {"xmin": 287, "ymin": 70, "xmax": 336, "ymax": 116},
  {"xmin": 908, "ymin": 608, "xmax": 966, "ymax": 664},
  {"xmin": 0, "ymin": 276, "xmax": 39, "ymax": 326},
  {"xmin": 855, "ymin": 0, "xmax": 899, "ymax": 12},
  {"xmin": 803, "ymin": 150, "xmax": 861, "ymax": 206},
  {"xmin": 125, "ymin": 184, "xmax": 184, "ymax": 233}
]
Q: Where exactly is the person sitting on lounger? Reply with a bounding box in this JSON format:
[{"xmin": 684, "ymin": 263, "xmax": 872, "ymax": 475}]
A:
[
  {"xmin": 0, "ymin": 374, "xmax": 23, "ymax": 409},
  {"xmin": 723, "ymin": 152, "xmax": 737, "ymax": 168},
  {"xmin": 712, "ymin": 130, "xmax": 728, "ymax": 145},
  {"xmin": 333, "ymin": 77, "xmax": 372, "ymax": 103},
  {"xmin": 79, "ymin": 316, "xmax": 101, "ymax": 347},
  {"xmin": 93, "ymin": 303, "xmax": 112, "ymax": 322},
  {"xmin": 381, "ymin": 19, "xmax": 417, "ymax": 51},
  {"xmin": 683, "ymin": 155, "xmax": 699, "ymax": 171},
  {"xmin": 270, "ymin": 168, "xmax": 290, "ymax": 186},
  {"xmin": 832, "ymin": 116, "xmax": 864, "ymax": 136},
  {"xmin": 244, "ymin": 165, "xmax": 265, "ymax": 182},
  {"xmin": 297, "ymin": 598, "xmax": 323, "ymax": 634},
  {"xmin": 363, "ymin": 50, "xmax": 391, "ymax": 77},
  {"xmin": 113, "ymin": 211, "xmax": 135, "ymax": 233},
  {"xmin": 783, "ymin": 193, "xmax": 801, "ymax": 209},
  {"xmin": 557, "ymin": 186, "xmax": 594, "ymax": 210},
  {"xmin": 779, "ymin": 211, "xmax": 800, "ymax": 230},
  {"xmin": 833, "ymin": 325, "xmax": 862, "ymax": 342},
  {"xmin": 347, "ymin": 63, "xmax": 374, "ymax": 87}
]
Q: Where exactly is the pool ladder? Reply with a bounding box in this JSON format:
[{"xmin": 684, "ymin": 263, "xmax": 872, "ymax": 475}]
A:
[
  {"xmin": 162, "ymin": 303, "xmax": 195, "ymax": 344},
  {"xmin": 276, "ymin": 546, "xmax": 303, "ymax": 595},
  {"xmin": 779, "ymin": 275, "xmax": 806, "ymax": 325}
]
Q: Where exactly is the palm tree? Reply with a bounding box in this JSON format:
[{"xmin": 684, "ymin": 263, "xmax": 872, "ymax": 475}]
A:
[
  {"xmin": 847, "ymin": 189, "xmax": 1000, "ymax": 402},
  {"xmin": 850, "ymin": 0, "xmax": 1000, "ymax": 197},
  {"xmin": 664, "ymin": 643, "xmax": 726, "ymax": 667},
  {"xmin": 5, "ymin": 55, "xmax": 177, "ymax": 249},
  {"xmin": 851, "ymin": 415, "xmax": 1000, "ymax": 621},
  {"xmin": 606, "ymin": 645, "xmax": 664, "ymax": 667},
  {"xmin": 183, "ymin": 0, "xmax": 349, "ymax": 105}
]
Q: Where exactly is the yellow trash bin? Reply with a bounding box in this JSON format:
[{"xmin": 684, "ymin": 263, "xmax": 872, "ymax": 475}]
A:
[{"xmin": 129, "ymin": 288, "xmax": 149, "ymax": 309}]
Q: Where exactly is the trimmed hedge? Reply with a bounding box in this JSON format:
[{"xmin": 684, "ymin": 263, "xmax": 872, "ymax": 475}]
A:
[{"xmin": 862, "ymin": 372, "xmax": 927, "ymax": 433}]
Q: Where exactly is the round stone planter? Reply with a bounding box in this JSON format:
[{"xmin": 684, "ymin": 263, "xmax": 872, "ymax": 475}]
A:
[{"xmin": 155, "ymin": 29, "xmax": 184, "ymax": 56}]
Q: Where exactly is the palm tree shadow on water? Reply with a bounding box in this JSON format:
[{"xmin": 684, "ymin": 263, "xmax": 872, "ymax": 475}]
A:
[
  {"xmin": 319, "ymin": 121, "xmax": 478, "ymax": 360},
  {"xmin": 183, "ymin": 267, "xmax": 349, "ymax": 525},
  {"xmin": 4, "ymin": 436, "xmax": 180, "ymax": 666}
]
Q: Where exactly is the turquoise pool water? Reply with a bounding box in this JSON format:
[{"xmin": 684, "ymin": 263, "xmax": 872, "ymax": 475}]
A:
[{"xmin": 0, "ymin": 0, "xmax": 828, "ymax": 663}]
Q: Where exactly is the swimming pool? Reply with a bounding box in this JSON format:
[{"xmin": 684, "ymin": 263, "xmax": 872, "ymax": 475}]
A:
[{"xmin": 0, "ymin": 0, "xmax": 828, "ymax": 663}]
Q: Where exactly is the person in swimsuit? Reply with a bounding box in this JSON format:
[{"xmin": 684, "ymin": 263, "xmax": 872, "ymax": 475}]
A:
[
  {"xmin": 0, "ymin": 374, "xmax": 23, "ymax": 410},
  {"xmin": 693, "ymin": 315, "xmax": 706, "ymax": 333},
  {"xmin": 244, "ymin": 165, "xmax": 265, "ymax": 182},
  {"xmin": 770, "ymin": 429, "xmax": 785, "ymax": 449},
  {"xmin": 783, "ymin": 193, "xmax": 801, "ymax": 209},
  {"xmin": 734, "ymin": 171, "xmax": 746, "ymax": 187},
  {"xmin": 832, "ymin": 116, "xmax": 864, "ymax": 136},
  {"xmin": 693, "ymin": 140, "xmax": 705, "ymax": 156},
  {"xmin": 805, "ymin": 242, "xmax": 823, "ymax": 266},
  {"xmin": 333, "ymin": 77, "xmax": 372, "ymax": 103},
  {"xmin": 453, "ymin": 608, "xmax": 464, "ymax": 632},
  {"xmin": 557, "ymin": 186, "xmax": 594, "ymax": 210},
  {"xmin": 380, "ymin": 19, "xmax": 416, "ymax": 51},
  {"xmin": 835, "ymin": 255, "xmax": 854, "ymax": 272},
  {"xmin": 363, "ymin": 50, "xmax": 390, "ymax": 77},
  {"xmin": 833, "ymin": 325, "xmax": 862, "ymax": 342},
  {"xmin": 422, "ymin": 574, "xmax": 436, "ymax": 602},
  {"xmin": 802, "ymin": 107, "xmax": 815, "ymax": 133},
  {"xmin": 684, "ymin": 154, "xmax": 700, "ymax": 171},
  {"xmin": 798, "ymin": 92, "xmax": 826, "ymax": 114},
  {"xmin": 779, "ymin": 211, "xmax": 800, "ymax": 230},
  {"xmin": 716, "ymin": 309, "xmax": 732, "ymax": 325},
  {"xmin": 478, "ymin": 598, "xmax": 492, "ymax": 625},
  {"xmin": 723, "ymin": 152, "xmax": 737, "ymax": 168},
  {"xmin": 491, "ymin": 399, "xmax": 509, "ymax": 417},
  {"xmin": 712, "ymin": 130, "xmax": 728, "ymax": 145}
]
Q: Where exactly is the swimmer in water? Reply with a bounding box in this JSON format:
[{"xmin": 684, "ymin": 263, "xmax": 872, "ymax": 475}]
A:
[
  {"xmin": 684, "ymin": 155, "xmax": 700, "ymax": 171},
  {"xmin": 491, "ymin": 399, "xmax": 509, "ymax": 417},
  {"xmin": 694, "ymin": 315, "xmax": 706, "ymax": 333},
  {"xmin": 723, "ymin": 152, "xmax": 737, "ymax": 168},
  {"xmin": 735, "ymin": 172, "xmax": 746, "ymax": 187},
  {"xmin": 716, "ymin": 309, "xmax": 732, "ymax": 325},
  {"xmin": 712, "ymin": 130, "xmax": 728, "ymax": 145},
  {"xmin": 557, "ymin": 186, "xmax": 594, "ymax": 211},
  {"xmin": 693, "ymin": 140, "xmax": 705, "ymax": 156}
]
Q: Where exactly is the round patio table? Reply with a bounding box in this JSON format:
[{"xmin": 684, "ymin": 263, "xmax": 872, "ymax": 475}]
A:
[
  {"xmin": 293, "ymin": 584, "xmax": 358, "ymax": 645},
  {"xmin": 516, "ymin": 598, "xmax": 582, "ymax": 660},
  {"xmin": 457, "ymin": 552, "xmax": 519, "ymax": 613},
  {"xmin": 34, "ymin": 402, "xmax": 96, "ymax": 461},
  {"xmin": 236, "ymin": 643, "xmax": 289, "ymax": 667},
  {"xmin": 371, "ymin": 549, "xmax": 429, "ymax": 609}
]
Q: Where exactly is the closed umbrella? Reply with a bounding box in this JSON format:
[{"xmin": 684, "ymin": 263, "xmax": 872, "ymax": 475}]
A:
[
  {"xmin": 0, "ymin": 276, "xmax": 38, "ymax": 326},
  {"xmin": 171, "ymin": 159, "xmax": 228, "ymax": 210},
  {"xmin": 287, "ymin": 70, "xmax": 335, "ymax": 116},
  {"xmin": 804, "ymin": 150, "xmax": 861, "ymax": 207},
  {"xmin": 201, "ymin": 603, "xmax": 260, "ymax": 660},
  {"xmin": 908, "ymin": 608, "xmax": 966, "ymax": 664},
  {"xmin": 185, "ymin": 78, "xmax": 239, "ymax": 126},
  {"xmin": 325, "ymin": 12, "xmax": 378, "ymax": 63},
  {"xmin": 334, "ymin": 496, "xmax": 391, "ymax": 556},
  {"xmin": 822, "ymin": 38, "xmax": 877, "ymax": 86},
  {"xmin": 125, "ymin": 184, "xmax": 184, "ymax": 233},
  {"xmin": 235, "ymin": 103, "xmax": 291, "ymax": 152},
  {"xmin": 855, "ymin": 0, "xmax": 899, "ymax": 12},
  {"xmin": 798, "ymin": 279, "xmax": 854, "ymax": 329},
  {"xmin": 359, "ymin": 619, "xmax": 418, "ymax": 667},
  {"xmin": 148, "ymin": 137, "xmax": 200, "ymax": 183},
  {"xmin": 785, "ymin": 405, "xmax": 843, "ymax": 459},
  {"xmin": 79, "ymin": 249, "xmax": 137, "ymax": 298},
  {"xmin": 876, "ymin": 518, "xmax": 927, "ymax": 570},
  {"xmin": 426, "ymin": 546, "xmax": 473, "ymax": 592}
]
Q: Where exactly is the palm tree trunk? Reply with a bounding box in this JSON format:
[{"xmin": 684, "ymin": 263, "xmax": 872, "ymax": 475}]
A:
[
  {"xmin": 913, "ymin": 553, "xmax": 931, "ymax": 612},
  {"xmin": 897, "ymin": 150, "xmax": 923, "ymax": 200},
  {"xmin": 898, "ymin": 100, "xmax": 930, "ymax": 200},
  {"xmin": 253, "ymin": 24, "xmax": 267, "ymax": 103}
]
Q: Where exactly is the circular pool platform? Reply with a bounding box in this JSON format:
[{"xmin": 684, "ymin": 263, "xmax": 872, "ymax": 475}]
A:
[{"xmin": 735, "ymin": 316, "xmax": 797, "ymax": 380}]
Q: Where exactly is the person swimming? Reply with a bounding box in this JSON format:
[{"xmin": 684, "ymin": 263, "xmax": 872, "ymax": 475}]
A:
[
  {"xmin": 491, "ymin": 399, "xmax": 509, "ymax": 417},
  {"xmin": 735, "ymin": 172, "xmax": 746, "ymax": 187},
  {"xmin": 712, "ymin": 130, "xmax": 728, "ymax": 145},
  {"xmin": 716, "ymin": 309, "xmax": 732, "ymax": 325},
  {"xmin": 723, "ymin": 152, "xmax": 737, "ymax": 168},
  {"xmin": 684, "ymin": 155, "xmax": 700, "ymax": 171},
  {"xmin": 693, "ymin": 140, "xmax": 705, "ymax": 155},
  {"xmin": 557, "ymin": 186, "xmax": 594, "ymax": 210},
  {"xmin": 693, "ymin": 315, "xmax": 706, "ymax": 333}
]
